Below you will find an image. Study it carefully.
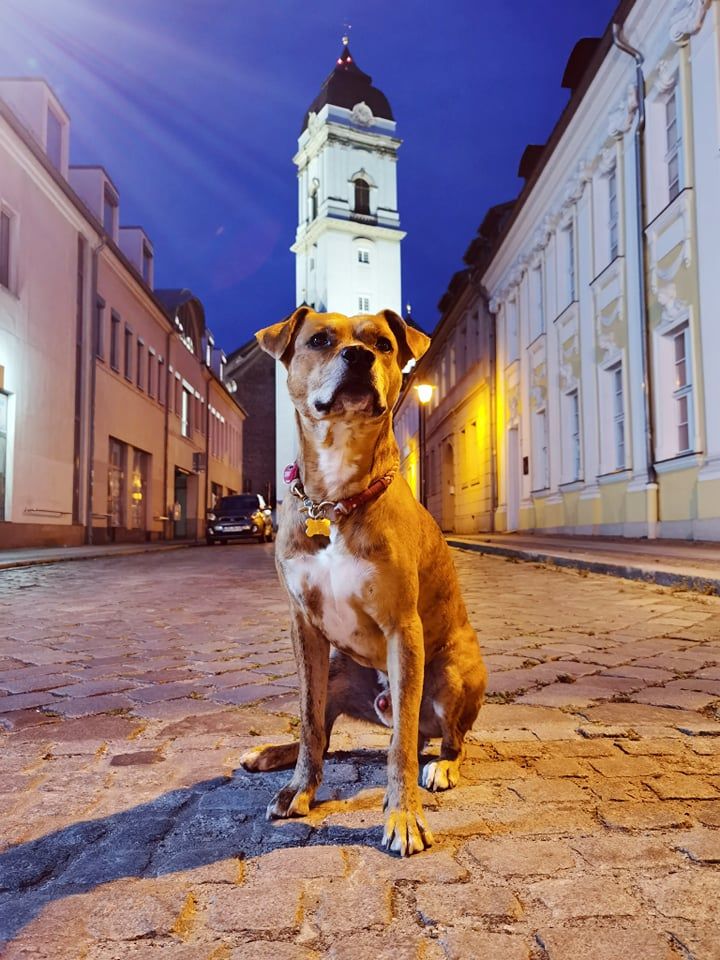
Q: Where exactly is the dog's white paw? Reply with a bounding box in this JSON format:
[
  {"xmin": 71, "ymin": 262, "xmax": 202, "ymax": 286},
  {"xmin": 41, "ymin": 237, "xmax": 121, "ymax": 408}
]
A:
[
  {"xmin": 382, "ymin": 806, "xmax": 433, "ymax": 856},
  {"xmin": 266, "ymin": 781, "xmax": 314, "ymax": 820},
  {"xmin": 421, "ymin": 759, "xmax": 460, "ymax": 792}
]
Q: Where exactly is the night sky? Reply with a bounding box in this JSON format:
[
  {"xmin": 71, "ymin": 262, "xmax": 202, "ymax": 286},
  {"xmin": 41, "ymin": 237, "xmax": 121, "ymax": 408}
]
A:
[{"xmin": 1, "ymin": 0, "xmax": 618, "ymax": 351}]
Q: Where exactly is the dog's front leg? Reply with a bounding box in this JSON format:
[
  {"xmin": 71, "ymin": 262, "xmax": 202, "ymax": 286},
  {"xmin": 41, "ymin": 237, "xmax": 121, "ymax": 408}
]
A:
[
  {"xmin": 383, "ymin": 615, "xmax": 434, "ymax": 856},
  {"xmin": 266, "ymin": 611, "xmax": 329, "ymax": 820}
]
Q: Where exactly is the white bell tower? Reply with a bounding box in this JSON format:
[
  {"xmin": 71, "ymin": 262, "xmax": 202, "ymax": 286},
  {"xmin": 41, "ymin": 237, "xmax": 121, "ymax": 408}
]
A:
[{"xmin": 276, "ymin": 39, "xmax": 405, "ymax": 494}]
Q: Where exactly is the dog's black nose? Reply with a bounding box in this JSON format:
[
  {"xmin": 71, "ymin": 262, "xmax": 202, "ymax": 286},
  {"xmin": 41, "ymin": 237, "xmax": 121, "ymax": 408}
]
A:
[{"xmin": 341, "ymin": 345, "xmax": 374, "ymax": 369}]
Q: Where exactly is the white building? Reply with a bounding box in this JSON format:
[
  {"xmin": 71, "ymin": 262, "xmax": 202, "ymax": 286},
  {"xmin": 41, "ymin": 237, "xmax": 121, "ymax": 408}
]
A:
[
  {"xmin": 397, "ymin": 0, "xmax": 720, "ymax": 542},
  {"xmin": 275, "ymin": 41, "xmax": 404, "ymax": 492}
]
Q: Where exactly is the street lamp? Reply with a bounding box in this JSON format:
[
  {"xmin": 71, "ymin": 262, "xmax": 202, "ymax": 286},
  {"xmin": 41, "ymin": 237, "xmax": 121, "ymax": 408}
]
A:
[{"xmin": 414, "ymin": 383, "xmax": 435, "ymax": 507}]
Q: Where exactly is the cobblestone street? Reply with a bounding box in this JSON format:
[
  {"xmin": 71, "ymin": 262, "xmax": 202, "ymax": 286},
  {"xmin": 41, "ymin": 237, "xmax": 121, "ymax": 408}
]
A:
[{"xmin": 0, "ymin": 545, "xmax": 719, "ymax": 959}]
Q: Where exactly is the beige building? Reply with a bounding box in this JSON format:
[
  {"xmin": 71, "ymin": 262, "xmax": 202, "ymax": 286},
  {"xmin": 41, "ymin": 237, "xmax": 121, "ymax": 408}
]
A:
[
  {"xmin": 0, "ymin": 78, "xmax": 243, "ymax": 548},
  {"xmin": 398, "ymin": 0, "xmax": 720, "ymax": 542}
]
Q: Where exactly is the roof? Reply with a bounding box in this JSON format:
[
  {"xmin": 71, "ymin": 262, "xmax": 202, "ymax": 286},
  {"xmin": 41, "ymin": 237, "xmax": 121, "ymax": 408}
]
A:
[{"xmin": 300, "ymin": 43, "xmax": 394, "ymax": 133}]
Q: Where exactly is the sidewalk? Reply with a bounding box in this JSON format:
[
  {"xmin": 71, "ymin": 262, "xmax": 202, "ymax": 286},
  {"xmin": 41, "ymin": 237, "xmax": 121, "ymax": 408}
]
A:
[
  {"xmin": 0, "ymin": 539, "xmax": 196, "ymax": 571},
  {"xmin": 448, "ymin": 533, "xmax": 720, "ymax": 594}
]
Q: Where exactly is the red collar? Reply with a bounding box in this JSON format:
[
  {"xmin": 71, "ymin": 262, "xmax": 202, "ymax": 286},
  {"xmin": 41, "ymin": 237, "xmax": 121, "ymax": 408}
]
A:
[{"xmin": 284, "ymin": 462, "xmax": 394, "ymax": 520}]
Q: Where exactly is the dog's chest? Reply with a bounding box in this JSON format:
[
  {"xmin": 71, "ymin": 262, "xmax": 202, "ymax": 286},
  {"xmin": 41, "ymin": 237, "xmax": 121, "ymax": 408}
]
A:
[{"xmin": 283, "ymin": 541, "xmax": 385, "ymax": 668}]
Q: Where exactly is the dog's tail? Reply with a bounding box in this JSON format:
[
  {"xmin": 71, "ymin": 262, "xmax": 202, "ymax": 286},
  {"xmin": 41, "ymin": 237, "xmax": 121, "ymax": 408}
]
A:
[{"xmin": 239, "ymin": 741, "xmax": 300, "ymax": 772}]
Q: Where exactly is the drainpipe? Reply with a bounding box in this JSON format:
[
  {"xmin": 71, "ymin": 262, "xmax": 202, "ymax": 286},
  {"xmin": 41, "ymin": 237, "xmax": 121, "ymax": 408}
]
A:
[
  {"xmin": 204, "ymin": 371, "xmax": 210, "ymax": 520},
  {"xmin": 612, "ymin": 23, "xmax": 659, "ymax": 537},
  {"xmin": 85, "ymin": 239, "xmax": 105, "ymax": 545},
  {"xmin": 487, "ymin": 298, "xmax": 498, "ymax": 532}
]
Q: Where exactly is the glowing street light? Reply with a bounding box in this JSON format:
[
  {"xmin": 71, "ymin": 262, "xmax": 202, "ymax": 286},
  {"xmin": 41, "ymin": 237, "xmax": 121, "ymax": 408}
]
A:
[{"xmin": 414, "ymin": 383, "xmax": 435, "ymax": 507}]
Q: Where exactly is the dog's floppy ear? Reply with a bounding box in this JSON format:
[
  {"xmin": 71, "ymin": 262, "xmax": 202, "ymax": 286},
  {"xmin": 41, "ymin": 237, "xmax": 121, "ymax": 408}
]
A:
[
  {"xmin": 255, "ymin": 306, "xmax": 311, "ymax": 364},
  {"xmin": 381, "ymin": 309, "xmax": 431, "ymax": 369}
]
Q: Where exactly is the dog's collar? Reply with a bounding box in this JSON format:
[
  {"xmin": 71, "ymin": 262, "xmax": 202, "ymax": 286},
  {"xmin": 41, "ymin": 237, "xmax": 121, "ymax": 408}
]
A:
[{"xmin": 284, "ymin": 462, "xmax": 394, "ymax": 532}]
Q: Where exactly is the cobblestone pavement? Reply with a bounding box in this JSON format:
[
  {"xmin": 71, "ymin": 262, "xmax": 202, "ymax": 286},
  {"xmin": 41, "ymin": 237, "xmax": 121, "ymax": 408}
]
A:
[{"xmin": 0, "ymin": 546, "xmax": 719, "ymax": 959}]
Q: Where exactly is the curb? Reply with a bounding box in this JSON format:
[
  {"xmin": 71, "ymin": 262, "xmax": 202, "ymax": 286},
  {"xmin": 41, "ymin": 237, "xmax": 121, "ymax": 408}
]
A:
[
  {"xmin": 0, "ymin": 542, "xmax": 197, "ymax": 572},
  {"xmin": 446, "ymin": 538, "xmax": 720, "ymax": 596}
]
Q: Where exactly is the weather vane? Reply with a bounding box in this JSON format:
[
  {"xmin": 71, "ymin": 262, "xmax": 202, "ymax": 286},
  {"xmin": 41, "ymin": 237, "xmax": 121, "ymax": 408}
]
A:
[{"xmin": 342, "ymin": 21, "xmax": 351, "ymax": 45}]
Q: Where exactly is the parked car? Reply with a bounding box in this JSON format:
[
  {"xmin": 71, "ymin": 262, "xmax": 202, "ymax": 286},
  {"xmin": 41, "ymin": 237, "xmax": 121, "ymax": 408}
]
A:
[{"xmin": 206, "ymin": 494, "xmax": 274, "ymax": 545}]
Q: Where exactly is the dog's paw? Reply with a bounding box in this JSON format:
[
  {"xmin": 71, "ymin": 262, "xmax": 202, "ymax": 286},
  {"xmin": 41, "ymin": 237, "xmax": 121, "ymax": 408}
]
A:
[
  {"xmin": 266, "ymin": 782, "xmax": 314, "ymax": 820},
  {"xmin": 239, "ymin": 742, "xmax": 299, "ymax": 773},
  {"xmin": 421, "ymin": 759, "xmax": 461, "ymax": 792},
  {"xmin": 382, "ymin": 806, "xmax": 433, "ymax": 856}
]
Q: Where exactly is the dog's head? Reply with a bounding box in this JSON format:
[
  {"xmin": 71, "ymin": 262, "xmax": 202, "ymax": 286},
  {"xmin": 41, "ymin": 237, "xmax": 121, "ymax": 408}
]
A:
[{"xmin": 256, "ymin": 307, "xmax": 430, "ymax": 422}]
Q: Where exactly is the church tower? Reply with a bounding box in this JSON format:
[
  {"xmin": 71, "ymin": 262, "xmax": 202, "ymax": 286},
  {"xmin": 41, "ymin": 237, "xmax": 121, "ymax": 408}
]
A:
[
  {"xmin": 276, "ymin": 39, "xmax": 405, "ymax": 492},
  {"xmin": 292, "ymin": 39, "xmax": 404, "ymax": 315}
]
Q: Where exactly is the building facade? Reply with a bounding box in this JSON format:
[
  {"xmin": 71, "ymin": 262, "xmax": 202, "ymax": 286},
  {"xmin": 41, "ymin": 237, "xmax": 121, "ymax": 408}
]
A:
[
  {"xmin": 0, "ymin": 78, "xmax": 243, "ymax": 548},
  {"xmin": 275, "ymin": 41, "xmax": 404, "ymax": 493},
  {"xmin": 397, "ymin": 0, "xmax": 720, "ymax": 542}
]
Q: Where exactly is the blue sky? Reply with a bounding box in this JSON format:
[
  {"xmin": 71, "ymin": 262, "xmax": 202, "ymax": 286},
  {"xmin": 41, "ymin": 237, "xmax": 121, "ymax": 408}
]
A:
[{"xmin": 0, "ymin": 0, "xmax": 618, "ymax": 351}]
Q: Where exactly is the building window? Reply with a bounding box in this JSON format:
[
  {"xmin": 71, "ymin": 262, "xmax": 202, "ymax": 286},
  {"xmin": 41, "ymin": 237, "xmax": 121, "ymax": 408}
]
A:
[
  {"xmin": 129, "ymin": 448, "xmax": 148, "ymax": 530},
  {"xmin": 157, "ymin": 357, "xmax": 165, "ymax": 404},
  {"xmin": 566, "ymin": 221, "xmax": 576, "ymax": 304},
  {"xmin": 103, "ymin": 188, "xmax": 117, "ymax": 237},
  {"xmin": 568, "ymin": 390, "xmax": 581, "ymax": 481},
  {"xmin": 46, "ymin": 107, "xmax": 63, "ymax": 169},
  {"xmin": 0, "ymin": 210, "xmax": 12, "ymax": 290},
  {"xmin": 357, "ymin": 248, "xmax": 370, "ymax": 264},
  {"xmin": 181, "ymin": 386, "xmax": 192, "ymax": 437},
  {"xmin": 108, "ymin": 437, "xmax": 126, "ymax": 528},
  {"xmin": 354, "ymin": 178, "xmax": 370, "ymax": 215},
  {"xmin": 136, "ymin": 340, "xmax": 144, "ymax": 389},
  {"xmin": 147, "ymin": 352, "xmax": 155, "ymax": 398},
  {"xmin": 142, "ymin": 243, "xmax": 153, "ymax": 285},
  {"xmin": 532, "ymin": 409, "xmax": 549, "ymax": 490},
  {"xmin": 666, "ymin": 87, "xmax": 682, "ymax": 202},
  {"xmin": 110, "ymin": 312, "xmax": 120, "ymax": 370},
  {"xmin": 531, "ymin": 265, "xmax": 544, "ymax": 338},
  {"xmin": 358, "ymin": 296, "xmax": 370, "ymax": 312},
  {"xmin": 608, "ymin": 167, "xmax": 619, "ymax": 261},
  {"xmin": 506, "ymin": 299, "xmax": 519, "ymax": 362},
  {"xmin": 95, "ymin": 298, "xmax": 105, "ymax": 360},
  {"xmin": 611, "ymin": 364, "xmax": 625, "ymax": 469},
  {"xmin": 673, "ymin": 325, "xmax": 692, "ymax": 453},
  {"xmin": 124, "ymin": 325, "xmax": 133, "ymax": 380}
]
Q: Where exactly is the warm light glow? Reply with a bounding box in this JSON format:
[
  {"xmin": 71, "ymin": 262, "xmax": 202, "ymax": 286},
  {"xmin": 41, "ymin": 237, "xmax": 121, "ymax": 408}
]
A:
[{"xmin": 415, "ymin": 383, "xmax": 434, "ymax": 405}]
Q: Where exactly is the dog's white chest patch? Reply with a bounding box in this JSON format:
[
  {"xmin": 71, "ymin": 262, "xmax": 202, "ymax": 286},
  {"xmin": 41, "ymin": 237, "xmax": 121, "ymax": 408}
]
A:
[{"xmin": 284, "ymin": 541, "xmax": 383, "ymax": 666}]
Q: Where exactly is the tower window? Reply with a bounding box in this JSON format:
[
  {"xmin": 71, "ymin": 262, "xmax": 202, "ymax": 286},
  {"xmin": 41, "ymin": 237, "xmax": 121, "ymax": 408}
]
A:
[
  {"xmin": 358, "ymin": 296, "xmax": 370, "ymax": 312},
  {"xmin": 358, "ymin": 248, "xmax": 370, "ymax": 264},
  {"xmin": 354, "ymin": 179, "xmax": 370, "ymax": 215}
]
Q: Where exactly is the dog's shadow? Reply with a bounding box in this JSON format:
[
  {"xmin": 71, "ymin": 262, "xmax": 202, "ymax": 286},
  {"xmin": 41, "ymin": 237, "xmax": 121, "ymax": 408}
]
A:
[{"xmin": 0, "ymin": 749, "xmax": 392, "ymax": 945}]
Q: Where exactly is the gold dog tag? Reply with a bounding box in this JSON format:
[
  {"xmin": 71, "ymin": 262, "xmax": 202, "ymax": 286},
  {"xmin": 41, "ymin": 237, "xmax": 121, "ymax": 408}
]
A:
[{"xmin": 305, "ymin": 517, "xmax": 331, "ymax": 537}]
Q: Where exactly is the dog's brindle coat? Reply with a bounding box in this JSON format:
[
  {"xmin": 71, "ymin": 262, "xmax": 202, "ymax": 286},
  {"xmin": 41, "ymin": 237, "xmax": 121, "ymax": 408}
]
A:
[{"xmin": 241, "ymin": 307, "xmax": 487, "ymax": 855}]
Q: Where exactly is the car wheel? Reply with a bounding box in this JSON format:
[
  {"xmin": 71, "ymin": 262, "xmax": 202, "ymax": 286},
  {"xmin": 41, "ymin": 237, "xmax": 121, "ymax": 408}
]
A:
[{"xmin": 206, "ymin": 536, "xmax": 215, "ymax": 545}]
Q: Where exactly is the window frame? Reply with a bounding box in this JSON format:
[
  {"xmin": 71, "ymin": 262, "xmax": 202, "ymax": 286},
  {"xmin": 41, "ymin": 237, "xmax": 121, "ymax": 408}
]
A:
[
  {"xmin": 110, "ymin": 311, "xmax": 121, "ymax": 371},
  {"xmin": 124, "ymin": 325, "xmax": 133, "ymax": 381},
  {"xmin": 0, "ymin": 208, "xmax": 14, "ymax": 292},
  {"xmin": 672, "ymin": 324, "xmax": 693, "ymax": 455},
  {"xmin": 354, "ymin": 178, "xmax": 370, "ymax": 215},
  {"xmin": 608, "ymin": 166, "xmax": 619, "ymax": 261},
  {"xmin": 665, "ymin": 86, "xmax": 682, "ymax": 202}
]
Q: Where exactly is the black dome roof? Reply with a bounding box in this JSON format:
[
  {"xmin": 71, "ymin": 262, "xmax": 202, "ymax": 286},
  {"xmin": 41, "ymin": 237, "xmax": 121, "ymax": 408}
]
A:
[{"xmin": 300, "ymin": 44, "xmax": 394, "ymax": 134}]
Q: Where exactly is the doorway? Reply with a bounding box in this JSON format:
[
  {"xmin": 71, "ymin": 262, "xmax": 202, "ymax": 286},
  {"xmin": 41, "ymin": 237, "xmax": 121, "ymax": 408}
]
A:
[
  {"xmin": 173, "ymin": 468, "xmax": 188, "ymax": 539},
  {"xmin": 441, "ymin": 440, "xmax": 455, "ymax": 532},
  {"xmin": 506, "ymin": 427, "xmax": 520, "ymax": 532}
]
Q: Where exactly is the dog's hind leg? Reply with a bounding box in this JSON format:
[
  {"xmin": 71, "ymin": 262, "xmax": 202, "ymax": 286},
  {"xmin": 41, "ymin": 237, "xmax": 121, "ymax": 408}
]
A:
[{"xmin": 240, "ymin": 649, "xmax": 380, "ymax": 773}]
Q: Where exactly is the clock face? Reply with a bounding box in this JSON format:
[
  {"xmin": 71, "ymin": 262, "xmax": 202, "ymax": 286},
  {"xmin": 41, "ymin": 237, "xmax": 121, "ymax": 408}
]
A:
[{"xmin": 351, "ymin": 101, "xmax": 373, "ymax": 127}]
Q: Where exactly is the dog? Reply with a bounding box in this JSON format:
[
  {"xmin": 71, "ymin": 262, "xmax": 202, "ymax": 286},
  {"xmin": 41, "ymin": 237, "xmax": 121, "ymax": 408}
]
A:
[{"xmin": 240, "ymin": 307, "xmax": 487, "ymax": 856}]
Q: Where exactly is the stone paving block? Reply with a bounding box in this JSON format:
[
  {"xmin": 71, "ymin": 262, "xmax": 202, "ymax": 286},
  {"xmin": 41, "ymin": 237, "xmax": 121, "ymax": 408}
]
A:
[
  {"xmin": 631, "ymin": 687, "xmax": 720, "ymax": 710},
  {"xmin": 0, "ymin": 708, "xmax": 58, "ymax": 732},
  {"xmin": 325, "ymin": 924, "xmax": 432, "ymax": 960},
  {"xmin": 464, "ymin": 835, "xmax": 577, "ymax": 876},
  {"xmin": 231, "ymin": 944, "xmax": 319, "ymax": 960},
  {"xmin": 0, "ymin": 691, "xmax": 57, "ymax": 713},
  {"xmin": 569, "ymin": 833, "xmax": 682, "ymax": 869},
  {"xmin": 250, "ymin": 845, "xmax": 346, "ymax": 880},
  {"xmin": 307, "ymin": 869, "xmax": 392, "ymax": 935},
  {"xmin": 47, "ymin": 678, "xmax": 137, "ymax": 698},
  {"xmin": 644, "ymin": 774, "xmax": 719, "ymax": 800},
  {"xmin": 0, "ymin": 672, "xmax": 76, "ymax": 694},
  {"xmin": 353, "ymin": 846, "xmax": 469, "ymax": 882},
  {"xmin": 533, "ymin": 757, "xmax": 588, "ymax": 777},
  {"xmin": 43, "ymin": 693, "xmax": 136, "ymax": 718},
  {"xmin": 437, "ymin": 929, "xmax": 532, "ymax": 960},
  {"xmin": 466, "ymin": 759, "xmax": 529, "ymax": 780},
  {"xmin": 507, "ymin": 777, "xmax": 588, "ymax": 803},
  {"xmin": 588, "ymin": 754, "xmax": 663, "ymax": 778},
  {"xmin": 414, "ymin": 880, "xmax": 522, "ymax": 925},
  {"xmin": 528, "ymin": 876, "xmax": 638, "ymax": 918},
  {"xmin": 674, "ymin": 829, "xmax": 720, "ymax": 863},
  {"xmin": 201, "ymin": 878, "xmax": 304, "ymax": 933},
  {"xmin": 617, "ymin": 738, "xmax": 686, "ymax": 756},
  {"xmin": 126, "ymin": 680, "xmax": 214, "ymax": 704},
  {"xmin": 637, "ymin": 871, "xmax": 720, "ymax": 925},
  {"xmin": 212, "ymin": 684, "xmax": 295, "ymax": 705},
  {"xmin": 537, "ymin": 925, "xmax": 678, "ymax": 960},
  {"xmin": 598, "ymin": 801, "xmax": 694, "ymax": 831}
]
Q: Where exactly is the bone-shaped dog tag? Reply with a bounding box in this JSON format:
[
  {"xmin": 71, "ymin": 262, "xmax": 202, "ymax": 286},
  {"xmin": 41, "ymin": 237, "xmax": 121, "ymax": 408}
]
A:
[{"xmin": 305, "ymin": 517, "xmax": 331, "ymax": 537}]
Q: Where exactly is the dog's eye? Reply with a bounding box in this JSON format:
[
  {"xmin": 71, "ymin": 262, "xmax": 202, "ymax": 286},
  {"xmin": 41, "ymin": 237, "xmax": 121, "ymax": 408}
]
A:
[
  {"xmin": 376, "ymin": 337, "xmax": 393, "ymax": 353},
  {"xmin": 307, "ymin": 332, "xmax": 330, "ymax": 349}
]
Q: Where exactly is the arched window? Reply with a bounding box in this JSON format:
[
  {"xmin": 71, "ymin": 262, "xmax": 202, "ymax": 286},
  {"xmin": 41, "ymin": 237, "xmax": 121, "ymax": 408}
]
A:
[{"xmin": 354, "ymin": 179, "xmax": 370, "ymax": 215}]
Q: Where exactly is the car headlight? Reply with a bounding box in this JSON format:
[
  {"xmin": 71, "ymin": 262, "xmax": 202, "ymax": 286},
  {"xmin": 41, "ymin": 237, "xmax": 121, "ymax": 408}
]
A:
[
  {"xmin": 251, "ymin": 524, "xmax": 258, "ymax": 532},
  {"xmin": 207, "ymin": 512, "xmax": 216, "ymax": 522}
]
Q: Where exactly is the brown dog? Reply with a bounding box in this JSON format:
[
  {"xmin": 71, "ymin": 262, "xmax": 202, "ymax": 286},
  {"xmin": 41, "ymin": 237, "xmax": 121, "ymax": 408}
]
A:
[{"xmin": 241, "ymin": 307, "xmax": 487, "ymax": 855}]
